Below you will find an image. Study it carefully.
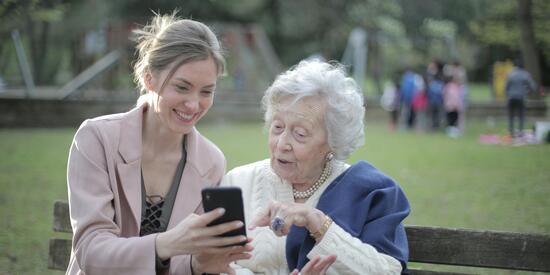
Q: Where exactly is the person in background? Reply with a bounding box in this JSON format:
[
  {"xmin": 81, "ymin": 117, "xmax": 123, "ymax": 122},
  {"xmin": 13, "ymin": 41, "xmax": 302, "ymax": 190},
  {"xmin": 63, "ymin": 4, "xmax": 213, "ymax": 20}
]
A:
[
  {"xmin": 426, "ymin": 60, "xmax": 445, "ymax": 131},
  {"xmin": 66, "ymin": 13, "xmax": 252, "ymax": 275},
  {"xmin": 453, "ymin": 61, "xmax": 469, "ymax": 134},
  {"xmin": 412, "ymin": 74, "xmax": 428, "ymax": 132},
  {"xmin": 222, "ymin": 60, "xmax": 410, "ymax": 274},
  {"xmin": 400, "ymin": 68, "xmax": 417, "ymax": 130},
  {"xmin": 445, "ymin": 61, "xmax": 469, "ymax": 134},
  {"xmin": 443, "ymin": 75, "xmax": 464, "ymax": 138},
  {"xmin": 505, "ymin": 58, "xmax": 537, "ymax": 137},
  {"xmin": 380, "ymin": 78, "xmax": 400, "ymax": 130}
]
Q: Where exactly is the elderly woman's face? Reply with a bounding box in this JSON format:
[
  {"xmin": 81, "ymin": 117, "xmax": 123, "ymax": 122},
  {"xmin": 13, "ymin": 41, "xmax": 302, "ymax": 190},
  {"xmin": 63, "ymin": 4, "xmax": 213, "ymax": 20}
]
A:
[{"xmin": 268, "ymin": 96, "xmax": 331, "ymax": 186}]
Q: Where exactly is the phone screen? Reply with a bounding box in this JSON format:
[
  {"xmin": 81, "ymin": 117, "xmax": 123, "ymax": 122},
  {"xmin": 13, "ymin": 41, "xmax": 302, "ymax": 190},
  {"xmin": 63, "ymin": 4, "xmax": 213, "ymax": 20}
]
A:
[{"xmin": 201, "ymin": 186, "xmax": 247, "ymax": 246}]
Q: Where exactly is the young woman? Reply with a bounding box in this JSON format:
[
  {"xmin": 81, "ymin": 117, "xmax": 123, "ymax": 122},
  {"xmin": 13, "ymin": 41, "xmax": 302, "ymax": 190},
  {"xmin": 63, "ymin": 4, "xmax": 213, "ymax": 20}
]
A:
[{"xmin": 66, "ymin": 13, "xmax": 251, "ymax": 275}]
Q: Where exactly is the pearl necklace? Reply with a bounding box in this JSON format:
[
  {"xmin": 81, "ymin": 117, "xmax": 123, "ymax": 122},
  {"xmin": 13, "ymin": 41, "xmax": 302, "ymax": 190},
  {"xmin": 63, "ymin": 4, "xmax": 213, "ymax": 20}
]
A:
[{"xmin": 293, "ymin": 162, "xmax": 332, "ymax": 200}]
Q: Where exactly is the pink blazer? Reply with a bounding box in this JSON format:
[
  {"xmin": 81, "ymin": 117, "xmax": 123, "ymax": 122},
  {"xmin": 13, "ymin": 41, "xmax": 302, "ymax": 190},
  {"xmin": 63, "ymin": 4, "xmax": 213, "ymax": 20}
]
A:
[{"xmin": 66, "ymin": 104, "xmax": 226, "ymax": 275}]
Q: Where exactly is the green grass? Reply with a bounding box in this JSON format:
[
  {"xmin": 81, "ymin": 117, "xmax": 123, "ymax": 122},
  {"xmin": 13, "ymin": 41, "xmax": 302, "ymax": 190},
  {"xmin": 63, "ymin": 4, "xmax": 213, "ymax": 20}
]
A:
[
  {"xmin": 0, "ymin": 129, "xmax": 74, "ymax": 275},
  {"xmin": 1, "ymin": 119, "xmax": 549, "ymax": 274}
]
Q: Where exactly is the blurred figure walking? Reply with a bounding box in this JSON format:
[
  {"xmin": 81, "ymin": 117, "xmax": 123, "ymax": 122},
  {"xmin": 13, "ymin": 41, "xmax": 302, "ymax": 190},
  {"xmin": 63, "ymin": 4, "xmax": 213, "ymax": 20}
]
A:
[
  {"xmin": 505, "ymin": 58, "xmax": 537, "ymax": 137},
  {"xmin": 381, "ymin": 79, "xmax": 400, "ymax": 130},
  {"xmin": 399, "ymin": 69, "xmax": 417, "ymax": 130},
  {"xmin": 443, "ymin": 75, "xmax": 464, "ymax": 138},
  {"xmin": 426, "ymin": 60, "xmax": 445, "ymax": 130}
]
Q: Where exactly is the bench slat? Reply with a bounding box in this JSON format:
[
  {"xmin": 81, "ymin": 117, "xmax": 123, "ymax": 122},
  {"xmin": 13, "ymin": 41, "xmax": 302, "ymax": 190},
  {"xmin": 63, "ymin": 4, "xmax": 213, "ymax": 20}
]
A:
[
  {"xmin": 51, "ymin": 201, "xmax": 550, "ymax": 272},
  {"xmin": 408, "ymin": 269, "xmax": 469, "ymax": 275},
  {"xmin": 53, "ymin": 200, "xmax": 72, "ymax": 233},
  {"xmin": 45, "ymin": 240, "xmax": 465, "ymax": 275},
  {"xmin": 48, "ymin": 238, "xmax": 71, "ymax": 270},
  {"xmin": 406, "ymin": 225, "xmax": 550, "ymax": 272}
]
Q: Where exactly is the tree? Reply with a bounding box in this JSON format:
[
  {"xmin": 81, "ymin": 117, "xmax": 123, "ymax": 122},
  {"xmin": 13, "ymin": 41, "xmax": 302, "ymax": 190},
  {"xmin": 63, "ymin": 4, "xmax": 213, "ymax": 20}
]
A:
[
  {"xmin": 0, "ymin": 0, "xmax": 68, "ymax": 85},
  {"xmin": 517, "ymin": 0, "xmax": 541, "ymax": 87},
  {"xmin": 469, "ymin": 0, "xmax": 550, "ymax": 86}
]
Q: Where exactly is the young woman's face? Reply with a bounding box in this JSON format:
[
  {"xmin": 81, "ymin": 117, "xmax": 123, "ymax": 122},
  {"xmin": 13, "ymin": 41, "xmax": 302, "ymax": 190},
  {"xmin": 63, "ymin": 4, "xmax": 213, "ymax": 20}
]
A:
[
  {"xmin": 147, "ymin": 57, "xmax": 217, "ymax": 134},
  {"xmin": 268, "ymin": 96, "xmax": 331, "ymax": 186}
]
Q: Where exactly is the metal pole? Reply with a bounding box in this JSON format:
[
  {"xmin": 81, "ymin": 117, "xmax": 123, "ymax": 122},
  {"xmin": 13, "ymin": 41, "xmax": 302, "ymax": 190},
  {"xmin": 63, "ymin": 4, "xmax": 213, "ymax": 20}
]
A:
[
  {"xmin": 11, "ymin": 29, "xmax": 35, "ymax": 97},
  {"xmin": 350, "ymin": 28, "xmax": 367, "ymax": 93},
  {"xmin": 58, "ymin": 50, "xmax": 120, "ymax": 99}
]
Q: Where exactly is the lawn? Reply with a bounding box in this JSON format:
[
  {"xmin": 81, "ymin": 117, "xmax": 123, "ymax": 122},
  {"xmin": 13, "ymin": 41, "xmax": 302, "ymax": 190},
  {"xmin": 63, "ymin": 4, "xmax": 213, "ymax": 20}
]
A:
[{"xmin": 1, "ymin": 118, "xmax": 549, "ymax": 274}]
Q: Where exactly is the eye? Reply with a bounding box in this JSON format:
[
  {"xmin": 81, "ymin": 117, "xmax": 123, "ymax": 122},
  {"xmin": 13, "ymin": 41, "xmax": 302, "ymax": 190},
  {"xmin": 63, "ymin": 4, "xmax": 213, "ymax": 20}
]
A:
[
  {"xmin": 201, "ymin": 90, "xmax": 214, "ymax": 96},
  {"xmin": 294, "ymin": 128, "xmax": 307, "ymax": 139},
  {"xmin": 175, "ymin": 85, "xmax": 189, "ymax": 92},
  {"xmin": 271, "ymin": 123, "xmax": 284, "ymax": 134}
]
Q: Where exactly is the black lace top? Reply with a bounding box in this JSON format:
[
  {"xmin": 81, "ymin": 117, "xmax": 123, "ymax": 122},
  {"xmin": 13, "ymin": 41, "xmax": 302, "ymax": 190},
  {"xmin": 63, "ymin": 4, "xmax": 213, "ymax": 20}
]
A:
[{"xmin": 139, "ymin": 138, "xmax": 187, "ymax": 270}]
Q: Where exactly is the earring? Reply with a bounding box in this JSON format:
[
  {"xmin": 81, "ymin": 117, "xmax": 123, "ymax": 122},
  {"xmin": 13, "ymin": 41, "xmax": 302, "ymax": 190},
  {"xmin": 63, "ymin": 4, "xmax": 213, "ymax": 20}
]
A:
[{"xmin": 326, "ymin": 152, "xmax": 334, "ymax": 161}]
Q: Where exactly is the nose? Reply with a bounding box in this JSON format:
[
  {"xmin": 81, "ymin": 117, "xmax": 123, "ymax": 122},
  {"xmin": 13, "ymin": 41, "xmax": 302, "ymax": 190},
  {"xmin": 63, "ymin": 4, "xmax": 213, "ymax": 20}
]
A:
[
  {"xmin": 183, "ymin": 96, "xmax": 199, "ymax": 112},
  {"xmin": 276, "ymin": 131, "xmax": 292, "ymax": 152}
]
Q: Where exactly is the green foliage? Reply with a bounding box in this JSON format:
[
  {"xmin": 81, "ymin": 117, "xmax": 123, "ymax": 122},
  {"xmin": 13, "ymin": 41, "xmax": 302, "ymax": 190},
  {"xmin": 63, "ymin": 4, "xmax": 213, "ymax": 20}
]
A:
[
  {"xmin": 1, "ymin": 1, "xmax": 549, "ymax": 91},
  {"xmin": 470, "ymin": 0, "xmax": 550, "ymax": 61},
  {"xmin": 421, "ymin": 18, "xmax": 457, "ymax": 38}
]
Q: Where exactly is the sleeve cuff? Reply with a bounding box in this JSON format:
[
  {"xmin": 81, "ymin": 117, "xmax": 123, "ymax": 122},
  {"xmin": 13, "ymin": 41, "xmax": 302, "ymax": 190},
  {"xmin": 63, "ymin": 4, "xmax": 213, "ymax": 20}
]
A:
[
  {"xmin": 307, "ymin": 222, "xmax": 402, "ymax": 274},
  {"xmin": 308, "ymin": 222, "xmax": 337, "ymax": 258}
]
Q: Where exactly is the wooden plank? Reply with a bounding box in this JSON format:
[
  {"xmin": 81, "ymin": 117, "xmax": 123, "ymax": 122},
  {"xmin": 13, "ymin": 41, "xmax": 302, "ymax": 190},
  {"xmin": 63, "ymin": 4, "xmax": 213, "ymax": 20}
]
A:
[
  {"xmin": 406, "ymin": 225, "xmax": 550, "ymax": 272},
  {"xmin": 51, "ymin": 201, "xmax": 550, "ymax": 271},
  {"xmin": 48, "ymin": 238, "xmax": 71, "ymax": 270},
  {"xmin": 408, "ymin": 269, "xmax": 470, "ymax": 275},
  {"xmin": 53, "ymin": 200, "xmax": 72, "ymax": 233}
]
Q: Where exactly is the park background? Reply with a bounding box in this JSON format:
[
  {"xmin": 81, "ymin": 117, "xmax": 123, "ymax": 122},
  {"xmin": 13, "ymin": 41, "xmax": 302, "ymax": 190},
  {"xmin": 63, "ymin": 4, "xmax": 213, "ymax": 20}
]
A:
[{"xmin": 1, "ymin": 0, "xmax": 549, "ymax": 274}]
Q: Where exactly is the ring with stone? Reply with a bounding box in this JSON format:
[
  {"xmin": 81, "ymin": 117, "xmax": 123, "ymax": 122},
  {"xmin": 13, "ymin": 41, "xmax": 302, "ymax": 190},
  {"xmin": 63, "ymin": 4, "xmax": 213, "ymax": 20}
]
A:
[{"xmin": 270, "ymin": 216, "xmax": 285, "ymax": 232}]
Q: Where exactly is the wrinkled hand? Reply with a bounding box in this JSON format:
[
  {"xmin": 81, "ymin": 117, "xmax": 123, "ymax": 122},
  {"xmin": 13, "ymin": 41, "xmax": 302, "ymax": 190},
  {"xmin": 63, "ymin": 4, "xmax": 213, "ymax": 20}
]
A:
[
  {"xmin": 192, "ymin": 238, "xmax": 254, "ymax": 275},
  {"xmin": 289, "ymin": 255, "xmax": 337, "ymax": 275},
  {"xmin": 156, "ymin": 208, "xmax": 249, "ymax": 259},
  {"xmin": 249, "ymin": 201, "xmax": 326, "ymax": 237}
]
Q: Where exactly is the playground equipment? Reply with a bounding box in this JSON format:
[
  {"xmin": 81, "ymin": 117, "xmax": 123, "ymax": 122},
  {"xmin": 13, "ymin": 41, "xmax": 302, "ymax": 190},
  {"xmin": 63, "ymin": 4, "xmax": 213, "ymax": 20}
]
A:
[
  {"xmin": 341, "ymin": 27, "xmax": 367, "ymax": 92},
  {"xmin": 1, "ymin": 24, "xmax": 284, "ymax": 126}
]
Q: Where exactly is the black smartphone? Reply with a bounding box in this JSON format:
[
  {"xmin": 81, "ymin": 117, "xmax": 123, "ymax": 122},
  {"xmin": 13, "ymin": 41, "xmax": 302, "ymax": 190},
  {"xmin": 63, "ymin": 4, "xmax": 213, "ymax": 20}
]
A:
[{"xmin": 201, "ymin": 186, "xmax": 247, "ymax": 246}]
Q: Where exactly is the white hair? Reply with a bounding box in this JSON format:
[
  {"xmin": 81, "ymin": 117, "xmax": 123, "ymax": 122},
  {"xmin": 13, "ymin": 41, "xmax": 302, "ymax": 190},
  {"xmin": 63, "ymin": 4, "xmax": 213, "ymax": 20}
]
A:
[{"xmin": 262, "ymin": 60, "xmax": 365, "ymax": 160}]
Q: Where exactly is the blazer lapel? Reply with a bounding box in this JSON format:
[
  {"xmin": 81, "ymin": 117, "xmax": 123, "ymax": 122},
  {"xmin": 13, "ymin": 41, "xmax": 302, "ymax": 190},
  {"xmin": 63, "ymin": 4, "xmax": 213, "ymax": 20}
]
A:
[
  {"xmin": 116, "ymin": 104, "xmax": 145, "ymax": 232},
  {"xmin": 117, "ymin": 160, "xmax": 141, "ymax": 230}
]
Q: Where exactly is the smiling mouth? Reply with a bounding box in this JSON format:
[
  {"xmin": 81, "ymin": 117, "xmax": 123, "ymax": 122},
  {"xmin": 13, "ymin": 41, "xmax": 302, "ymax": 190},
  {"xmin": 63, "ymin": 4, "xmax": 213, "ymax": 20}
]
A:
[{"xmin": 174, "ymin": 109, "xmax": 196, "ymax": 122}]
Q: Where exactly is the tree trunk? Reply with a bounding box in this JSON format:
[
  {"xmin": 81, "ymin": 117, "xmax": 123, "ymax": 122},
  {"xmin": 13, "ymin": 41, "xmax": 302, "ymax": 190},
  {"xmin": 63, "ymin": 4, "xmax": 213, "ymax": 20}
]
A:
[
  {"xmin": 36, "ymin": 21, "xmax": 50, "ymax": 84},
  {"xmin": 267, "ymin": 0, "xmax": 281, "ymax": 52},
  {"xmin": 517, "ymin": 0, "xmax": 541, "ymax": 95}
]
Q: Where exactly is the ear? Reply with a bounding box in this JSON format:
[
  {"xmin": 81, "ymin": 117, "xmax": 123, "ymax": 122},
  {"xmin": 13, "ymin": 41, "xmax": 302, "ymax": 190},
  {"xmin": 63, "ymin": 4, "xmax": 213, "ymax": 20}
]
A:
[{"xmin": 144, "ymin": 72, "xmax": 156, "ymax": 92}]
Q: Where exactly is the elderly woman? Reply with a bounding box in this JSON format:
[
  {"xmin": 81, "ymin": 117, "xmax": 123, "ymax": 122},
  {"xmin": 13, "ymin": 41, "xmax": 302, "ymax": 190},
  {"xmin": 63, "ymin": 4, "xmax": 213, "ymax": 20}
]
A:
[{"xmin": 222, "ymin": 60, "xmax": 410, "ymax": 274}]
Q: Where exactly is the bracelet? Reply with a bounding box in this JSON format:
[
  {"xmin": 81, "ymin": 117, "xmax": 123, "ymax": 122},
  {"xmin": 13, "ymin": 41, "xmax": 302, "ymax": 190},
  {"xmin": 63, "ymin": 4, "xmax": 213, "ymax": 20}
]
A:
[{"xmin": 309, "ymin": 215, "xmax": 332, "ymax": 242}]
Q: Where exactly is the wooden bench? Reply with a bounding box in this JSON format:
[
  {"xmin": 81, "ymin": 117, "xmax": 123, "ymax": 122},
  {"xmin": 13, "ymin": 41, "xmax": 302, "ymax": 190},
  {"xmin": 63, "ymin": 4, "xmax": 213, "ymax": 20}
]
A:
[{"xmin": 49, "ymin": 200, "xmax": 550, "ymax": 274}]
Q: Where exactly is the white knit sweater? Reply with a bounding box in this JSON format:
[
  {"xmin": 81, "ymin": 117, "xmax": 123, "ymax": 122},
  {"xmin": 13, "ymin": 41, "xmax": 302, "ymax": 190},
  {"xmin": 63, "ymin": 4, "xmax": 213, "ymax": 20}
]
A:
[{"xmin": 220, "ymin": 159, "xmax": 402, "ymax": 275}]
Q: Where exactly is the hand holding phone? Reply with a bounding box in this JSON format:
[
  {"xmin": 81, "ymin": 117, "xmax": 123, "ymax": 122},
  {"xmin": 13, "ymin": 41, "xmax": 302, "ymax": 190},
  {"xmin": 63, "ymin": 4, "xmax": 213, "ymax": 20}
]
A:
[{"xmin": 201, "ymin": 186, "xmax": 247, "ymax": 246}]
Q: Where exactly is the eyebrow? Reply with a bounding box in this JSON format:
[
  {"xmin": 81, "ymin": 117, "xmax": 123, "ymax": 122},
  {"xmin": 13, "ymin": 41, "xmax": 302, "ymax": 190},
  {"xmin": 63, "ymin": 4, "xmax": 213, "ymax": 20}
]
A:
[{"xmin": 173, "ymin": 78, "xmax": 216, "ymax": 89}]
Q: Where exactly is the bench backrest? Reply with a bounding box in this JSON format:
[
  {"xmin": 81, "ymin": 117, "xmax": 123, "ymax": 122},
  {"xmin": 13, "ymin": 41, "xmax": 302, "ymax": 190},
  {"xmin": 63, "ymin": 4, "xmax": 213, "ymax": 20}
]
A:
[{"xmin": 49, "ymin": 200, "xmax": 550, "ymax": 273}]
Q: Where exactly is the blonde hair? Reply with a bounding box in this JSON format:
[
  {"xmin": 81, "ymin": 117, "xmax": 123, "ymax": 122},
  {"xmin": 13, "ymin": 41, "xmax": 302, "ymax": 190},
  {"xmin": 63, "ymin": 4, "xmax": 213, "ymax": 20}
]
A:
[{"xmin": 133, "ymin": 12, "xmax": 225, "ymax": 104}]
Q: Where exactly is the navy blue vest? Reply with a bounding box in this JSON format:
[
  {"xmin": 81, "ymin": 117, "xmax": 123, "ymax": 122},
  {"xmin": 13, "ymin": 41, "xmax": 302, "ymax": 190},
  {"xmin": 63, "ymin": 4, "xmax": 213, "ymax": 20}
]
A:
[{"xmin": 285, "ymin": 161, "xmax": 410, "ymax": 273}]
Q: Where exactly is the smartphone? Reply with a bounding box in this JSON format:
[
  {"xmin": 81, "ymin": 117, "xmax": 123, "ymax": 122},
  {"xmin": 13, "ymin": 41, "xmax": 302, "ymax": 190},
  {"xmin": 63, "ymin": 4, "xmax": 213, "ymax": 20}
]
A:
[{"xmin": 201, "ymin": 186, "xmax": 247, "ymax": 246}]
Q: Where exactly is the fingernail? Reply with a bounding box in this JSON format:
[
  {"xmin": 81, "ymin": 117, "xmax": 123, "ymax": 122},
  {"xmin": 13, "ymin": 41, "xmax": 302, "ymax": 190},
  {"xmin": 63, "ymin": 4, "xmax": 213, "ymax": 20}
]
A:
[
  {"xmin": 218, "ymin": 208, "xmax": 226, "ymax": 214},
  {"xmin": 236, "ymin": 221, "xmax": 244, "ymax": 227}
]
